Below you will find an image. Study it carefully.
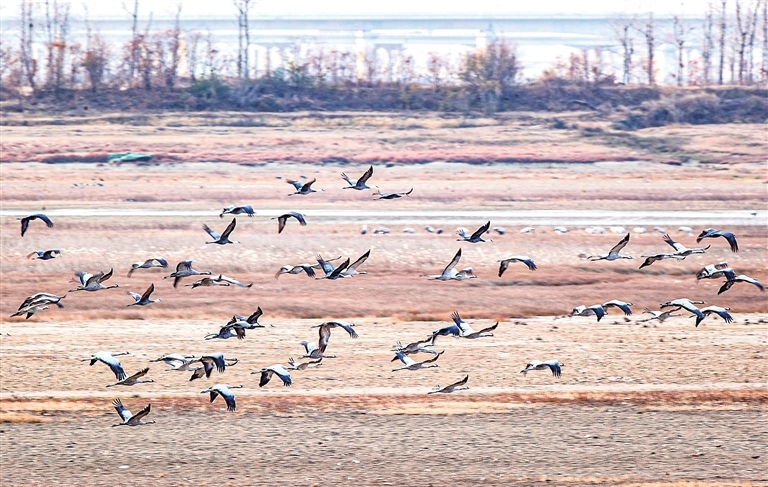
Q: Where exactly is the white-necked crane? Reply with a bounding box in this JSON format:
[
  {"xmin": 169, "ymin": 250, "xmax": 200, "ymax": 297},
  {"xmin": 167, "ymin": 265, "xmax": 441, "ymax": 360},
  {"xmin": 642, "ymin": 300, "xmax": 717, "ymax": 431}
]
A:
[
  {"xmin": 273, "ymin": 211, "xmax": 307, "ymax": 234},
  {"xmin": 151, "ymin": 354, "xmax": 201, "ymax": 372},
  {"xmin": 27, "ymin": 249, "xmax": 61, "ymax": 260},
  {"xmin": 660, "ymin": 298, "xmax": 706, "ymax": 327},
  {"xmin": 341, "ymin": 166, "xmax": 374, "ymax": 190},
  {"xmin": 569, "ymin": 305, "xmax": 606, "ymax": 322},
  {"xmin": 126, "ymin": 283, "xmax": 160, "ymax": 306},
  {"xmin": 696, "ymin": 262, "xmax": 730, "ymax": 280},
  {"xmin": 428, "ymin": 375, "xmax": 469, "ymax": 394},
  {"xmin": 450, "ymin": 311, "xmax": 498, "ymax": 338},
  {"xmin": 588, "ymin": 233, "xmax": 632, "ymax": 261},
  {"xmin": 662, "ymin": 233, "xmax": 710, "ymax": 256},
  {"xmin": 520, "ymin": 360, "xmax": 564, "ymax": 377},
  {"xmin": 340, "ymin": 250, "xmax": 371, "ymax": 277},
  {"xmin": 373, "ymin": 188, "xmax": 413, "ymax": 200},
  {"xmin": 164, "ymin": 260, "xmax": 212, "ymax": 288},
  {"xmin": 188, "ymin": 353, "xmax": 238, "ymax": 381},
  {"xmin": 19, "ymin": 213, "xmax": 53, "ymax": 237},
  {"xmin": 312, "ymin": 321, "xmax": 359, "ymax": 354},
  {"xmin": 83, "ymin": 351, "xmax": 130, "ymax": 381},
  {"xmin": 717, "ymin": 269, "xmax": 764, "ymax": 294},
  {"xmin": 106, "ymin": 367, "xmax": 155, "ymax": 387},
  {"xmin": 275, "ymin": 264, "xmax": 316, "ymax": 279},
  {"xmin": 227, "ymin": 307, "xmax": 266, "ymax": 329},
  {"xmin": 639, "ymin": 253, "xmax": 684, "ymax": 269},
  {"xmin": 638, "ymin": 308, "xmax": 682, "ymax": 323},
  {"xmin": 220, "ymin": 205, "xmax": 255, "ymax": 218},
  {"xmin": 11, "ymin": 304, "xmax": 50, "ymax": 319},
  {"xmin": 696, "ymin": 228, "xmax": 739, "ymax": 252},
  {"xmin": 300, "ymin": 341, "xmax": 337, "ymax": 359},
  {"xmin": 201, "ymin": 384, "xmax": 243, "ymax": 411},
  {"xmin": 498, "ymin": 256, "xmax": 537, "ymax": 276},
  {"xmin": 254, "ymin": 364, "xmax": 292, "ymax": 387},
  {"xmin": 127, "ymin": 257, "xmax": 168, "ymax": 277},
  {"xmin": 205, "ymin": 323, "xmax": 246, "ymax": 340},
  {"xmin": 287, "ymin": 178, "xmax": 321, "ymax": 195},
  {"xmin": 287, "ymin": 357, "xmax": 323, "ymax": 370},
  {"xmin": 424, "ymin": 249, "xmax": 476, "ymax": 281},
  {"xmin": 203, "ymin": 218, "xmax": 240, "ymax": 245},
  {"xmin": 602, "ymin": 300, "xmax": 634, "ymax": 316},
  {"xmin": 699, "ymin": 305, "xmax": 734, "ymax": 324},
  {"xmin": 315, "ymin": 255, "xmax": 349, "ymax": 280},
  {"xmin": 70, "ymin": 269, "xmax": 119, "ymax": 292},
  {"xmin": 457, "ymin": 221, "xmax": 492, "ymax": 243},
  {"xmin": 392, "ymin": 350, "xmax": 444, "ymax": 371},
  {"xmin": 111, "ymin": 398, "xmax": 155, "ymax": 427}
]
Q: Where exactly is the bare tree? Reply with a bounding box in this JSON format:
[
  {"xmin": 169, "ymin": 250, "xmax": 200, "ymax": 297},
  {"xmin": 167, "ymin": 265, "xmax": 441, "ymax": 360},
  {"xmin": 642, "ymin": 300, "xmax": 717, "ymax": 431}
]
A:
[
  {"xmin": 641, "ymin": 13, "xmax": 656, "ymax": 85},
  {"xmin": 703, "ymin": 4, "xmax": 715, "ymax": 85},
  {"xmin": 234, "ymin": 0, "xmax": 253, "ymax": 79},
  {"xmin": 460, "ymin": 40, "xmax": 521, "ymax": 113},
  {"xmin": 672, "ymin": 15, "xmax": 693, "ymax": 86},
  {"xmin": 611, "ymin": 16, "xmax": 635, "ymax": 84},
  {"xmin": 186, "ymin": 30, "xmax": 203, "ymax": 82},
  {"xmin": 426, "ymin": 52, "xmax": 445, "ymax": 88},
  {"xmin": 746, "ymin": 0, "xmax": 761, "ymax": 83},
  {"xmin": 164, "ymin": 3, "xmax": 182, "ymax": 88},
  {"xmin": 44, "ymin": 0, "xmax": 70, "ymax": 95},
  {"xmin": 83, "ymin": 9, "xmax": 109, "ymax": 93},
  {"xmin": 734, "ymin": 0, "xmax": 758, "ymax": 83},
  {"xmin": 762, "ymin": 0, "xmax": 768, "ymax": 83},
  {"xmin": 123, "ymin": 0, "xmax": 140, "ymax": 83},
  {"xmin": 19, "ymin": 0, "xmax": 37, "ymax": 92},
  {"xmin": 719, "ymin": 0, "xmax": 728, "ymax": 83}
]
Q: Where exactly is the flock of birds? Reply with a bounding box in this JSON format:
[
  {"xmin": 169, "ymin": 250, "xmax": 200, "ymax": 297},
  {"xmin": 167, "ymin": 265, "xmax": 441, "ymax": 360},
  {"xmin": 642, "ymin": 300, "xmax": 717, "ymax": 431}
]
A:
[{"xmin": 9, "ymin": 166, "xmax": 763, "ymax": 426}]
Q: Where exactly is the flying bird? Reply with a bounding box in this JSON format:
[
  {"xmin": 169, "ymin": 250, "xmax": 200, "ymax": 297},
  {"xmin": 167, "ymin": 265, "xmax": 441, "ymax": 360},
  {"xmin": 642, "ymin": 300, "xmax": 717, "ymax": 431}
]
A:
[
  {"xmin": 111, "ymin": 398, "xmax": 155, "ymax": 427},
  {"xmin": 312, "ymin": 321, "xmax": 359, "ymax": 354},
  {"xmin": 392, "ymin": 350, "xmax": 444, "ymax": 371},
  {"xmin": 126, "ymin": 283, "xmax": 161, "ymax": 306},
  {"xmin": 299, "ymin": 341, "xmax": 336, "ymax": 359},
  {"xmin": 255, "ymin": 364, "xmax": 292, "ymax": 387},
  {"xmin": 203, "ymin": 218, "xmax": 240, "ymax": 244},
  {"xmin": 315, "ymin": 255, "xmax": 350, "ymax": 280},
  {"xmin": 450, "ymin": 311, "xmax": 498, "ymax": 339},
  {"xmin": 520, "ymin": 360, "xmax": 564, "ymax": 377},
  {"xmin": 660, "ymin": 298, "xmax": 706, "ymax": 327},
  {"xmin": 83, "ymin": 351, "xmax": 130, "ymax": 381},
  {"xmin": 27, "ymin": 249, "xmax": 61, "ymax": 260},
  {"xmin": 638, "ymin": 253, "xmax": 684, "ymax": 269},
  {"xmin": 275, "ymin": 264, "xmax": 316, "ymax": 279},
  {"xmin": 200, "ymin": 384, "xmax": 243, "ymax": 411},
  {"xmin": 188, "ymin": 353, "xmax": 238, "ymax": 381},
  {"xmin": 10, "ymin": 304, "xmax": 50, "ymax": 319},
  {"xmin": 227, "ymin": 307, "xmax": 266, "ymax": 329},
  {"xmin": 373, "ymin": 188, "xmax": 413, "ymax": 200},
  {"xmin": 428, "ymin": 375, "xmax": 469, "ymax": 394},
  {"xmin": 340, "ymin": 249, "xmax": 371, "ymax": 277},
  {"xmin": 341, "ymin": 166, "xmax": 374, "ymax": 190},
  {"xmin": 164, "ymin": 260, "xmax": 212, "ymax": 288},
  {"xmin": 287, "ymin": 357, "xmax": 323, "ymax": 370},
  {"xmin": 106, "ymin": 367, "xmax": 155, "ymax": 387},
  {"xmin": 569, "ymin": 305, "xmax": 606, "ymax": 322},
  {"xmin": 588, "ymin": 233, "xmax": 632, "ymax": 261},
  {"xmin": 696, "ymin": 228, "xmax": 738, "ymax": 252},
  {"xmin": 457, "ymin": 221, "xmax": 492, "ymax": 243},
  {"xmin": 19, "ymin": 214, "xmax": 54, "ymax": 237},
  {"xmin": 699, "ymin": 306, "xmax": 734, "ymax": 324},
  {"xmin": 205, "ymin": 323, "xmax": 246, "ymax": 340},
  {"xmin": 273, "ymin": 211, "xmax": 307, "ymax": 234},
  {"xmin": 717, "ymin": 270, "xmax": 764, "ymax": 295},
  {"xmin": 220, "ymin": 205, "xmax": 255, "ymax": 218},
  {"xmin": 661, "ymin": 233, "xmax": 710, "ymax": 256},
  {"xmin": 424, "ymin": 249, "xmax": 475, "ymax": 281},
  {"xmin": 70, "ymin": 269, "xmax": 119, "ymax": 292},
  {"xmin": 696, "ymin": 262, "xmax": 730, "ymax": 280},
  {"xmin": 498, "ymin": 256, "xmax": 537, "ymax": 276},
  {"xmin": 637, "ymin": 308, "xmax": 682, "ymax": 323},
  {"xmin": 151, "ymin": 354, "xmax": 201, "ymax": 372},
  {"xmin": 602, "ymin": 300, "xmax": 633, "ymax": 316},
  {"xmin": 287, "ymin": 178, "xmax": 321, "ymax": 195},
  {"xmin": 15, "ymin": 292, "xmax": 65, "ymax": 312},
  {"xmin": 127, "ymin": 257, "xmax": 168, "ymax": 277}
]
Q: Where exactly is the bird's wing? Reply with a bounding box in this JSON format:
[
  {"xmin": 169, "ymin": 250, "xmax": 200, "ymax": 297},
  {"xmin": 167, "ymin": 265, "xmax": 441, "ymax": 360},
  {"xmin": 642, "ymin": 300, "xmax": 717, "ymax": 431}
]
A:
[
  {"xmin": 112, "ymin": 398, "xmax": 132, "ymax": 422},
  {"xmin": 125, "ymin": 367, "xmax": 150, "ymax": 382},
  {"xmin": 233, "ymin": 326, "xmax": 246, "ymax": 340},
  {"xmin": 277, "ymin": 215, "xmax": 287, "ymax": 234},
  {"xmin": 608, "ymin": 233, "xmax": 630, "ymax": 255},
  {"xmin": 20, "ymin": 217, "xmax": 30, "ymax": 237},
  {"xmin": 451, "ymin": 312, "xmax": 471, "ymax": 334},
  {"xmin": 247, "ymin": 307, "xmax": 263, "ymax": 324},
  {"xmin": 589, "ymin": 305, "xmax": 606, "ymax": 322},
  {"xmin": 329, "ymin": 321, "xmax": 358, "ymax": 338},
  {"xmin": 497, "ymin": 260, "xmax": 509, "ymax": 277},
  {"xmin": 740, "ymin": 276, "xmax": 764, "ymax": 291},
  {"xmin": 395, "ymin": 351, "xmax": 415, "ymax": 366},
  {"xmin": 36, "ymin": 214, "xmax": 54, "ymax": 227},
  {"xmin": 271, "ymin": 365, "xmax": 292, "ymax": 386},
  {"xmin": 340, "ymin": 172, "xmax": 355, "ymax": 185},
  {"xmin": 301, "ymin": 265, "xmax": 316, "ymax": 278},
  {"xmin": 128, "ymin": 404, "xmax": 151, "ymax": 424},
  {"xmin": 442, "ymin": 249, "xmax": 462, "ymax": 275},
  {"xmin": 154, "ymin": 257, "xmax": 169, "ymax": 267},
  {"xmin": 177, "ymin": 260, "xmax": 192, "ymax": 272},
  {"xmin": 347, "ymin": 250, "xmax": 371, "ymax": 271},
  {"xmin": 302, "ymin": 178, "xmax": 317, "ymax": 191},
  {"xmin": 450, "ymin": 375, "xmax": 469, "ymax": 388},
  {"xmin": 290, "ymin": 212, "xmax": 307, "ymax": 226},
  {"xmin": 44, "ymin": 249, "xmax": 61, "ymax": 258},
  {"xmin": 126, "ymin": 291, "xmax": 142, "ymax": 301},
  {"xmin": 318, "ymin": 325, "xmax": 331, "ymax": 352},
  {"xmin": 329, "ymin": 258, "xmax": 350, "ymax": 278},
  {"xmin": 202, "ymin": 224, "xmax": 221, "ymax": 241},
  {"xmin": 208, "ymin": 390, "xmax": 220, "ymax": 403},
  {"xmin": 139, "ymin": 283, "xmax": 155, "ymax": 302},
  {"xmin": 717, "ymin": 280, "xmax": 734, "ymax": 294},
  {"xmin": 419, "ymin": 351, "xmax": 444, "ymax": 365},
  {"xmin": 721, "ymin": 232, "xmax": 739, "ymax": 252},
  {"xmin": 662, "ymin": 234, "xmax": 684, "ymax": 252},
  {"xmin": 98, "ymin": 268, "xmax": 114, "ymax": 283},
  {"xmin": 259, "ymin": 370, "xmax": 273, "ymax": 387},
  {"xmin": 287, "ymin": 179, "xmax": 303, "ymax": 190},
  {"xmin": 469, "ymin": 221, "xmax": 491, "ymax": 241},
  {"xmin": 221, "ymin": 389, "xmax": 236, "ymax": 411},
  {"xmin": 356, "ymin": 166, "xmax": 374, "ymax": 185},
  {"xmin": 477, "ymin": 322, "xmax": 499, "ymax": 334},
  {"xmin": 316, "ymin": 255, "xmax": 334, "ymax": 275},
  {"xmin": 220, "ymin": 218, "xmax": 237, "ymax": 239},
  {"xmin": 520, "ymin": 258, "xmax": 537, "ymax": 271}
]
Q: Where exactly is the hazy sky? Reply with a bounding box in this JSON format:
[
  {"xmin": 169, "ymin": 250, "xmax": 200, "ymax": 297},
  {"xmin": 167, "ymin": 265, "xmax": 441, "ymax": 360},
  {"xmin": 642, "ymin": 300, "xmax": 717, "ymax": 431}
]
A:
[{"xmin": 0, "ymin": 0, "xmax": 709, "ymax": 19}]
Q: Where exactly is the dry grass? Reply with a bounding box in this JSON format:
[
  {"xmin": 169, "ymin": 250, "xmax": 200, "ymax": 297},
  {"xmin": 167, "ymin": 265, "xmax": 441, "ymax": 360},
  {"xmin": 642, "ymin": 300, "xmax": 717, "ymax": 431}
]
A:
[{"xmin": 0, "ymin": 412, "xmax": 53, "ymax": 423}]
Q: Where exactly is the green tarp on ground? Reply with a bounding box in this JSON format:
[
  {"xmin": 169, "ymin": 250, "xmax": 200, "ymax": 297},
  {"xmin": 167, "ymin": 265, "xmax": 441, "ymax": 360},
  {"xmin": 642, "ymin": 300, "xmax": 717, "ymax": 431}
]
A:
[{"xmin": 107, "ymin": 152, "xmax": 154, "ymax": 163}]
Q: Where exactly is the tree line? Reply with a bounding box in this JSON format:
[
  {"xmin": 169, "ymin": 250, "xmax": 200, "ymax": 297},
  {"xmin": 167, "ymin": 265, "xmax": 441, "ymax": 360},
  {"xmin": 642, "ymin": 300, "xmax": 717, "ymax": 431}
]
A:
[{"xmin": 1, "ymin": 0, "xmax": 766, "ymax": 118}]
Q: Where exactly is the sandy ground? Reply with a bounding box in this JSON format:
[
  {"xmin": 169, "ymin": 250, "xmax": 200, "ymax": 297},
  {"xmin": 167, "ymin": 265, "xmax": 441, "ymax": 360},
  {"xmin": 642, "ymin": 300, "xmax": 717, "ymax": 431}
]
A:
[{"xmin": 1, "ymin": 115, "xmax": 766, "ymax": 486}]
